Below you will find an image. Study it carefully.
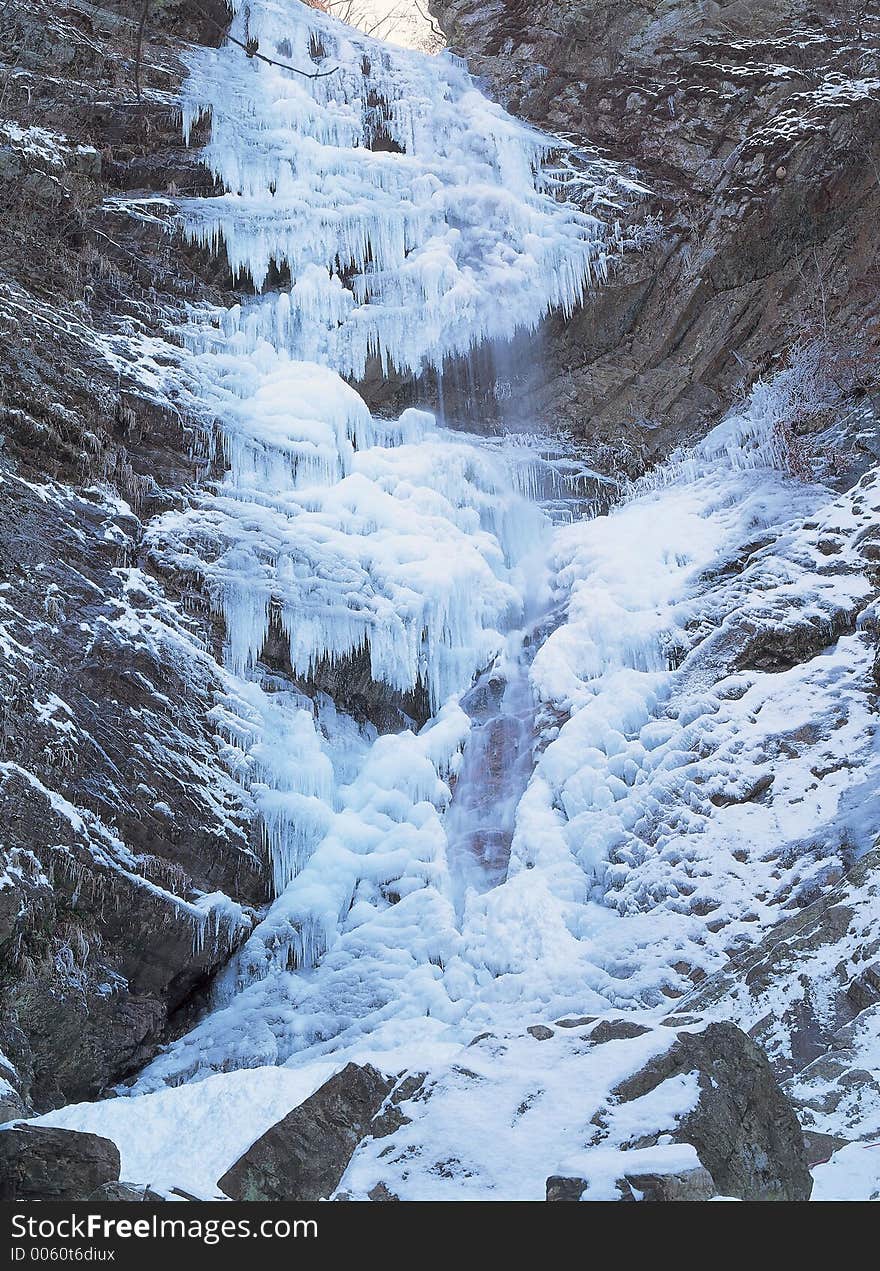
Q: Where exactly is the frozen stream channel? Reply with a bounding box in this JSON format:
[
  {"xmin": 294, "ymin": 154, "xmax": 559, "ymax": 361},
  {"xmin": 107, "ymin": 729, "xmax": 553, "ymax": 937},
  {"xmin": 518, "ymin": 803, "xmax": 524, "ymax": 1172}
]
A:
[{"xmin": 442, "ymin": 434, "xmax": 601, "ymax": 915}]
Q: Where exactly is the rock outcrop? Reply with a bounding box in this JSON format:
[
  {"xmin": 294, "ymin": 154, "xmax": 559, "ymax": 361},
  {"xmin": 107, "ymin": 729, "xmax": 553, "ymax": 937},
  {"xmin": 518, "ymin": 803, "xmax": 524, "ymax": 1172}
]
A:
[
  {"xmin": 431, "ymin": 0, "xmax": 880, "ymax": 474},
  {"xmin": 0, "ymin": 1124, "xmax": 120, "ymax": 1201},
  {"xmin": 684, "ymin": 844, "xmax": 880, "ymax": 1143},
  {"xmin": 611, "ymin": 1022, "xmax": 812, "ymax": 1200},
  {"xmin": 547, "ymin": 1161, "xmax": 716, "ymax": 1202},
  {"xmin": 218, "ymin": 1063, "xmax": 395, "ymax": 1201},
  {"xmin": 88, "ymin": 1181, "xmax": 166, "ymax": 1201}
]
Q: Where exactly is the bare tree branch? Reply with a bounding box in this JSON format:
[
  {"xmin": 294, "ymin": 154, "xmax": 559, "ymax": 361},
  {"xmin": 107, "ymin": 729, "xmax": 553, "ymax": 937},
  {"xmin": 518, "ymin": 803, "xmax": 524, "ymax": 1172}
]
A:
[
  {"xmin": 133, "ymin": 0, "xmax": 340, "ymax": 99},
  {"xmin": 413, "ymin": 0, "xmax": 443, "ymax": 41}
]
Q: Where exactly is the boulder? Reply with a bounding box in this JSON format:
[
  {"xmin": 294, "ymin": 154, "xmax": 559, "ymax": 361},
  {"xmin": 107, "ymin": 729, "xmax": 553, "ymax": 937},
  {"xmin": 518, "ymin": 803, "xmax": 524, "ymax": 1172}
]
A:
[
  {"xmin": 546, "ymin": 1175, "xmax": 588, "ymax": 1201},
  {"xmin": 367, "ymin": 1182, "xmax": 400, "ymax": 1202},
  {"xmin": 802, "ymin": 1131, "xmax": 851, "ymax": 1167},
  {"xmin": 0, "ymin": 1124, "xmax": 120, "ymax": 1201},
  {"xmin": 547, "ymin": 1163, "xmax": 716, "ymax": 1202},
  {"xmin": 623, "ymin": 1165, "xmax": 716, "ymax": 1201},
  {"xmin": 611, "ymin": 1023, "xmax": 811, "ymax": 1200},
  {"xmin": 589, "ymin": 1019, "xmax": 651, "ymax": 1044},
  {"xmin": 218, "ymin": 1063, "xmax": 395, "ymax": 1201}
]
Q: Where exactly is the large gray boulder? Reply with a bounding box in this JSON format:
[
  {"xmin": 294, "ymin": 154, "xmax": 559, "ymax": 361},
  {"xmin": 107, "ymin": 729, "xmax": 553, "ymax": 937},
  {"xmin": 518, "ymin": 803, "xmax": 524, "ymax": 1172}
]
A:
[
  {"xmin": 611, "ymin": 1023, "xmax": 812, "ymax": 1200},
  {"xmin": 218, "ymin": 1063, "xmax": 395, "ymax": 1201},
  {"xmin": 0, "ymin": 1124, "xmax": 120, "ymax": 1201},
  {"xmin": 547, "ymin": 1162, "xmax": 716, "ymax": 1202}
]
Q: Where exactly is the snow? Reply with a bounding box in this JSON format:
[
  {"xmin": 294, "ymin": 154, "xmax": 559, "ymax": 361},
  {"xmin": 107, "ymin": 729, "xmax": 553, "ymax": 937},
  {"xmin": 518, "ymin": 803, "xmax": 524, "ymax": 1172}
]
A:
[
  {"xmin": 0, "ymin": 1050, "xmax": 19, "ymax": 1100},
  {"xmin": 31, "ymin": 1021, "xmax": 705, "ymax": 1200},
  {"xmin": 28, "ymin": 1065, "xmax": 340, "ymax": 1196},
  {"xmin": 339, "ymin": 1023, "xmax": 700, "ymax": 1200},
  {"xmin": 812, "ymin": 1141, "xmax": 880, "ymax": 1202}
]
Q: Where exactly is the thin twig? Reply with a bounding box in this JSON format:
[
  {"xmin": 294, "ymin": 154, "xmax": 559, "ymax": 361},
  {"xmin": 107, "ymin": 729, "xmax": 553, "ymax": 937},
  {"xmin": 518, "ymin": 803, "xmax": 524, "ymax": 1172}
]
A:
[{"xmin": 413, "ymin": 0, "xmax": 443, "ymax": 42}]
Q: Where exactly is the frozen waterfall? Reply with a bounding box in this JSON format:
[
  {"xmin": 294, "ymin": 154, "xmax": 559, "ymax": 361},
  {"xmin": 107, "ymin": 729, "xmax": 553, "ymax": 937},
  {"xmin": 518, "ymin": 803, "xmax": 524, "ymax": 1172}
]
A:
[
  {"xmin": 133, "ymin": 0, "xmax": 830, "ymax": 1089},
  {"xmin": 138, "ymin": 0, "xmax": 630, "ymax": 1071}
]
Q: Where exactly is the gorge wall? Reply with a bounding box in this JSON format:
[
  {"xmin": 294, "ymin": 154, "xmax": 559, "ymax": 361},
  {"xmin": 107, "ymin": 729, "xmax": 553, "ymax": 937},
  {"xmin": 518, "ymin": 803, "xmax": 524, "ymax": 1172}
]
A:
[
  {"xmin": 0, "ymin": 0, "xmax": 262, "ymax": 1117},
  {"xmin": 432, "ymin": 0, "xmax": 880, "ymax": 473}
]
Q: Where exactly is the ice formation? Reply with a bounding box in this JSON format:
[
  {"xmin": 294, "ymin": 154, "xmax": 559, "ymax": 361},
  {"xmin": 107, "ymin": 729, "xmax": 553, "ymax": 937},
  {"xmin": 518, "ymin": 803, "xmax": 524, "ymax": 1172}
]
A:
[
  {"xmin": 116, "ymin": 0, "xmax": 634, "ymax": 1074},
  {"xmin": 131, "ymin": 0, "xmax": 879, "ymax": 1083},
  {"xmin": 131, "ymin": 356, "xmax": 880, "ymax": 1115},
  {"xmin": 142, "ymin": 0, "xmax": 631, "ymax": 991},
  {"xmin": 147, "ymin": 0, "xmax": 631, "ymax": 720},
  {"xmin": 178, "ymin": 0, "xmax": 623, "ymax": 379}
]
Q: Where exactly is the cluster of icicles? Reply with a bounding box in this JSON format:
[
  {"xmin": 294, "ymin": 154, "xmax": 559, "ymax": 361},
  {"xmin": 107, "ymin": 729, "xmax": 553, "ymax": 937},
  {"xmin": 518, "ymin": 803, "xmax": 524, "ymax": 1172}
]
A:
[
  {"xmin": 154, "ymin": 0, "xmax": 621, "ymax": 712},
  {"xmin": 142, "ymin": 0, "xmax": 622, "ymax": 987}
]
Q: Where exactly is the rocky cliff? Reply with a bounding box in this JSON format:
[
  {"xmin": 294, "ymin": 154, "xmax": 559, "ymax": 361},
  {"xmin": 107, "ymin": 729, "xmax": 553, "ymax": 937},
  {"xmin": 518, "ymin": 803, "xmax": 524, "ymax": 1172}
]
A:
[
  {"xmin": 432, "ymin": 0, "xmax": 880, "ymax": 473},
  {"xmin": 0, "ymin": 0, "xmax": 265, "ymax": 1115}
]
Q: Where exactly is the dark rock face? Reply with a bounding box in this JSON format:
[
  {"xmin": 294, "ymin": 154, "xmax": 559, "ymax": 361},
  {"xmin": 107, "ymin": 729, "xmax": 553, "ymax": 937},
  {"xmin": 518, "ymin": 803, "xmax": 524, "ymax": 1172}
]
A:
[
  {"xmin": 0, "ymin": 1125, "xmax": 120, "ymax": 1201},
  {"xmin": 0, "ymin": 0, "xmax": 267, "ymax": 1113},
  {"xmin": 0, "ymin": 509, "xmax": 260, "ymax": 1108},
  {"xmin": 545, "ymin": 1174, "xmax": 589, "ymax": 1201},
  {"xmin": 431, "ymin": 0, "xmax": 880, "ymax": 477},
  {"xmin": 612, "ymin": 1022, "xmax": 812, "ymax": 1200},
  {"xmin": 218, "ymin": 1064, "xmax": 395, "ymax": 1201}
]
